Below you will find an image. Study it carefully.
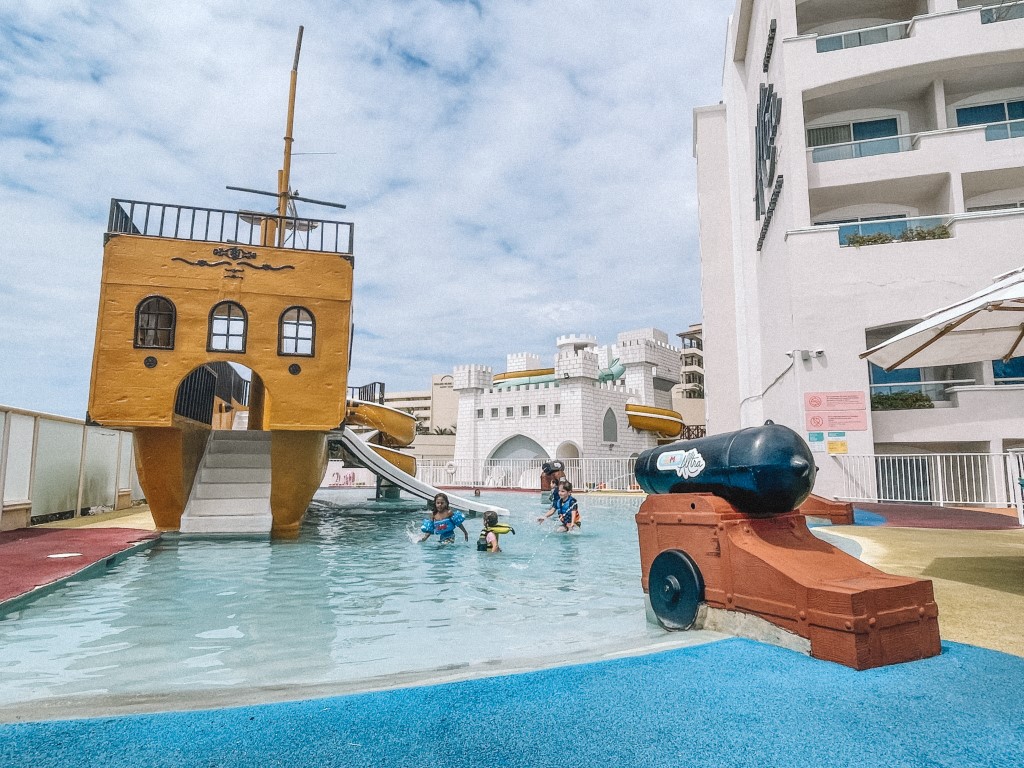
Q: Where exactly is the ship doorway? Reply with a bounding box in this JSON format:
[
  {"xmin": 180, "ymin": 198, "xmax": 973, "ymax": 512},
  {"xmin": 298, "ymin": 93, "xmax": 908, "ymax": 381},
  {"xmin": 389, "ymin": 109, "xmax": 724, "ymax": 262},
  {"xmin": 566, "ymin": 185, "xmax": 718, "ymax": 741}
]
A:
[{"xmin": 174, "ymin": 362, "xmax": 258, "ymax": 430}]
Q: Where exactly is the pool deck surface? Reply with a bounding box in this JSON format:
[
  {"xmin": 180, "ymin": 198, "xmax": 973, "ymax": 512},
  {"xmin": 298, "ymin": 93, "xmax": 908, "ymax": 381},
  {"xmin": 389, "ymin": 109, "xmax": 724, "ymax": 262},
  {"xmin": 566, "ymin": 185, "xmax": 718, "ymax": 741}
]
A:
[{"xmin": 1, "ymin": 501, "xmax": 1022, "ymax": 766}]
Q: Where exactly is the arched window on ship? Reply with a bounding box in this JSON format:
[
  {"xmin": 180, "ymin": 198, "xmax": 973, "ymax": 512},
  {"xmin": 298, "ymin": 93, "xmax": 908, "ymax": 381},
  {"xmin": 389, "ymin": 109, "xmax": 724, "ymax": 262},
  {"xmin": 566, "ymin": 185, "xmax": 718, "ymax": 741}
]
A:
[
  {"xmin": 279, "ymin": 306, "xmax": 315, "ymax": 356},
  {"xmin": 134, "ymin": 296, "xmax": 176, "ymax": 349},
  {"xmin": 208, "ymin": 301, "xmax": 247, "ymax": 353}
]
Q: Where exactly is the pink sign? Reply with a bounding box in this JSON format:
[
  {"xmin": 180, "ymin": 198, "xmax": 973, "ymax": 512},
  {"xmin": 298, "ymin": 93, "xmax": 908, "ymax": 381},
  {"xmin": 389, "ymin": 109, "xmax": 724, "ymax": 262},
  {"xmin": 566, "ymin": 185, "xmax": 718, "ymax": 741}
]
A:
[
  {"xmin": 804, "ymin": 391, "xmax": 866, "ymax": 411},
  {"xmin": 804, "ymin": 411, "xmax": 868, "ymax": 431}
]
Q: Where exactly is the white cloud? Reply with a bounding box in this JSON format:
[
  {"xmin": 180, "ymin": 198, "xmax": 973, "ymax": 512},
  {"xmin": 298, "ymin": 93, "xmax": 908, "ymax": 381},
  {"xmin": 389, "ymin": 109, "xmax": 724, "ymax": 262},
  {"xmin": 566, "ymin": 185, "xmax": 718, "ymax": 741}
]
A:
[{"xmin": 0, "ymin": 0, "xmax": 732, "ymax": 416}]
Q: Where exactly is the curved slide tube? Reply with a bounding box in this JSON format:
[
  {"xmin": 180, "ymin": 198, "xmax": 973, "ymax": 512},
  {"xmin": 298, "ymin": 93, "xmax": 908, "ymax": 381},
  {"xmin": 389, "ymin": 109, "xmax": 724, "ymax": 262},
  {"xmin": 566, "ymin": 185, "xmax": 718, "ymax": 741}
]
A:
[
  {"xmin": 336, "ymin": 427, "xmax": 508, "ymax": 517},
  {"xmin": 491, "ymin": 358, "xmax": 625, "ymax": 389}
]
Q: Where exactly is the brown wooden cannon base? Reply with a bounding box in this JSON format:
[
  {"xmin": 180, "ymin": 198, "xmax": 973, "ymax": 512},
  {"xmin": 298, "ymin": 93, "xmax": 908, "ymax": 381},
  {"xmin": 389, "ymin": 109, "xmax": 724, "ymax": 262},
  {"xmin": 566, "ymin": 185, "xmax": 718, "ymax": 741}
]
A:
[{"xmin": 636, "ymin": 493, "xmax": 941, "ymax": 670}]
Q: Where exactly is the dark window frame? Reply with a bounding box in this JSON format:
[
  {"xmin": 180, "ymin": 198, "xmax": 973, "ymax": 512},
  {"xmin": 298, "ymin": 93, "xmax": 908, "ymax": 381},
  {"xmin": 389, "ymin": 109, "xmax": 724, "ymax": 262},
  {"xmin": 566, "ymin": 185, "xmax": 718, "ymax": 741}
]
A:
[
  {"xmin": 207, "ymin": 301, "xmax": 248, "ymax": 354},
  {"xmin": 278, "ymin": 305, "xmax": 316, "ymax": 357},
  {"xmin": 134, "ymin": 295, "xmax": 176, "ymax": 350}
]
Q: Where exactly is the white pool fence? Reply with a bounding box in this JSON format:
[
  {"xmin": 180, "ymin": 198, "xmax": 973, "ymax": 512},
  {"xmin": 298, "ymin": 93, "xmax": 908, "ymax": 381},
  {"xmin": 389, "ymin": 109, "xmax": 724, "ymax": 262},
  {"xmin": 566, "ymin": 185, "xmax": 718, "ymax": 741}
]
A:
[
  {"xmin": 832, "ymin": 452, "xmax": 1024, "ymax": 524},
  {"xmin": 0, "ymin": 405, "xmax": 143, "ymax": 530}
]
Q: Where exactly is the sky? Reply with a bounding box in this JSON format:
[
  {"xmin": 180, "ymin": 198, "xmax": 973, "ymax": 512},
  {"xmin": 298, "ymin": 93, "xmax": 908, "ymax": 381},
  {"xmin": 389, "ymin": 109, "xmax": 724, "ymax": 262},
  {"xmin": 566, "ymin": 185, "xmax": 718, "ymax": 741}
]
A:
[{"xmin": 0, "ymin": 0, "xmax": 733, "ymax": 418}]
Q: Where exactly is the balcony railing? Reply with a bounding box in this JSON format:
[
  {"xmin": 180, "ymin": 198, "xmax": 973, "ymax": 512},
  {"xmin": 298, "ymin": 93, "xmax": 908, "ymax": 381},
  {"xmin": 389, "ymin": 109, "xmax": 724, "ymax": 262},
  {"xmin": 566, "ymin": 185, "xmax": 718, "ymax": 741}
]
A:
[
  {"xmin": 810, "ymin": 134, "xmax": 914, "ymax": 163},
  {"xmin": 870, "ymin": 379, "xmax": 975, "ymax": 405},
  {"xmin": 984, "ymin": 119, "xmax": 1024, "ymax": 142},
  {"xmin": 980, "ymin": 2, "xmax": 1024, "ymax": 24},
  {"xmin": 815, "ymin": 21, "xmax": 910, "ymax": 52},
  {"xmin": 837, "ymin": 215, "xmax": 948, "ymax": 246},
  {"xmin": 108, "ymin": 199, "xmax": 354, "ymax": 255}
]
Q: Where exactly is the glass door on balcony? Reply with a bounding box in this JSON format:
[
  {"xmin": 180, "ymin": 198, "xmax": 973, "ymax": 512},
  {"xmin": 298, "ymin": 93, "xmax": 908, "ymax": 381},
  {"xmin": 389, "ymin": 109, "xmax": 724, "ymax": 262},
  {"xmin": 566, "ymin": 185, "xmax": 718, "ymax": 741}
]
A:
[
  {"xmin": 956, "ymin": 100, "xmax": 1024, "ymax": 141},
  {"xmin": 808, "ymin": 118, "xmax": 901, "ymax": 161}
]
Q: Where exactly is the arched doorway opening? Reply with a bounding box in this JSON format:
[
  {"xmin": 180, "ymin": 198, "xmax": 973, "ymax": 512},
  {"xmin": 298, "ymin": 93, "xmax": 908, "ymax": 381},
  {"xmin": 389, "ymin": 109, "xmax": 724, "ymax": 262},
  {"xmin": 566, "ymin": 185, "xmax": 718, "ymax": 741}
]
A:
[
  {"xmin": 486, "ymin": 434, "xmax": 548, "ymax": 488},
  {"xmin": 174, "ymin": 362, "xmax": 261, "ymax": 430}
]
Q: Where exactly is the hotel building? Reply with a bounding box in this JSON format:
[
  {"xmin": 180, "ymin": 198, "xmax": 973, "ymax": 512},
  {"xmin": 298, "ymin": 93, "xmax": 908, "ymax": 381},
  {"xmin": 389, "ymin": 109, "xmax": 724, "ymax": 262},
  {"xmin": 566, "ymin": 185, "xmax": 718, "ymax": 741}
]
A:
[{"xmin": 695, "ymin": 1, "xmax": 1024, "ymax": 503}]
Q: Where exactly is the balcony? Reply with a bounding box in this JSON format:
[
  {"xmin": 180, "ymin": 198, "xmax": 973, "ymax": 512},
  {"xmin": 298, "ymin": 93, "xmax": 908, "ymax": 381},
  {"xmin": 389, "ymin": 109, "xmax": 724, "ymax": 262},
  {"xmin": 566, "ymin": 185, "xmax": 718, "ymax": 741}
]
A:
[
  {"xmin": 815, "ymin": 21, "xmax": 910, "ymax": 53},
  {"xmin": 984, "ymin": 118, "xmax": 1024, "ymax": 141},
  {"xmin": 837, "ymin": 215, "xmax": 949, "ymax": 246},
  {"xmin": 810, "ymin": 134, "xmax": 914, "ymax": 163},
  {"xmin": 108, "ymin": 199, "xmax": 355, "ymax": 256},
  {"xmin": 784, "ymin": 6, "xmax": 1024, "ymax": 95},
  {"xmin": 870, "ymin": 379, "xmax": 975, "ymax": 408},
  {"xmin": 979, "ymin": 2, "xmax": 1024, "ymax": 24}
]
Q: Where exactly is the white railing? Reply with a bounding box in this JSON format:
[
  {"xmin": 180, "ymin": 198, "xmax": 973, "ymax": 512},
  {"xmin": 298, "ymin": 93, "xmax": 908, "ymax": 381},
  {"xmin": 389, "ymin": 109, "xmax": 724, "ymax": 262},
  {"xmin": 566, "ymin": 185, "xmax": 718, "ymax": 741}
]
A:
[
  {"xmin": 833, "ymin": 452, "xmax": 1024, "ymax": 524},
  {"xmin": 417, "ymin": 457, "xmax": 642, "ymax": 493},
  {"xmin": 815, "ymin": 21, "xmax": 910, "ymax": 53},
  {"xmin": 809, "ymin": 134, "xmax": 914, "ymax": 163},
  {"xmin": 0, "ymin": 405, "xmax": 143, "ymax": 528}
]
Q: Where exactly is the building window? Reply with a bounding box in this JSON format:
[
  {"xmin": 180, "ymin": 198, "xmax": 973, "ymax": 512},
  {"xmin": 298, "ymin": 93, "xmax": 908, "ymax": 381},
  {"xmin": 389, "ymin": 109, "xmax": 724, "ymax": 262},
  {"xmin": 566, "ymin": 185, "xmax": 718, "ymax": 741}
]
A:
[
  {"xmin": 538, "ymin": 404, "xmax": 546, "ymax": 416},
  {"xmin": 956, "ymin": 99, "xmax": 1024, "ymax": 141},
  {"xmin": 476, "ymin": 409, "xmax": 484, "ymax": 419},
  {"xmin": 554, "ymin": 404, "xmax": 561, "ymax": 415},
  {"xmin": 521, "ymin": 405, "xmax": 530, "ymax": 417},
  {"xmin": 279, "ymin": 306, "xmax": 315, "ymax": 356},
  {"xmin": 491, "ymin": 407, "xmax": 499, "ymax": 418},
  {"xmin": 807, "ymin": 117, "xmax": 901, "ymax": 161},
  {"xmin": 993, "ymin": 355, "xmax": 1024, "ymax": 383},
  {"xmin": 208, "ymin": 301, "xmax": 247, "ymax": 353},
  {"xmin": 603, "ymin": 409, "xmax": 618, "ymax": 442},
  {"xmin": 506, "ymin": 407, "xmax": 514, "ymax": 418},
  {"xmin": 134, "ymin": 296, "xmax": 175, "ymax": 349}
]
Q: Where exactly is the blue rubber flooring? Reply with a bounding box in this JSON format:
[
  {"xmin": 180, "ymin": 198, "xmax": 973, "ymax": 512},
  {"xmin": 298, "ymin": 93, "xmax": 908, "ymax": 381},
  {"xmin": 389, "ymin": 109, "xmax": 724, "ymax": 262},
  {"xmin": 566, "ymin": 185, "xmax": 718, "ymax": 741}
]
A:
[{"xmin": 2, "ymin": 639, "xmax": 1021, "ymax": 768}]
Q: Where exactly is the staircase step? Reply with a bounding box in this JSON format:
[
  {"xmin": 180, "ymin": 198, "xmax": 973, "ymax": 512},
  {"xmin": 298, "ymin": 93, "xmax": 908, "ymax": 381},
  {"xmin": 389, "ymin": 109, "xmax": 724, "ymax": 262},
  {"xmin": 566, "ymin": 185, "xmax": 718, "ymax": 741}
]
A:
[
  {"xmin": 208, "ymin": 440, "xmax": 271, "ymax": 455},
  {"xmin": 211, "ymin": 430, "xmax": 269, "ymax": 441},
  {"xmin": 184, "ymin": 497, "xmax": 272, "ymax": 518},
  {"xmin": 180, "ymin": 513, "xmax": 272, "ymax": 535},
  {"xmin": 199, "ymin": 467, "xmax": 271, "ymax": 484},
  {"xmin": 194, "ymin": 482, "xmax": 271, "ymax": 499},
  {"xmin": 205, "ymin": 453, "xmax": 272, "ymax": 469}
]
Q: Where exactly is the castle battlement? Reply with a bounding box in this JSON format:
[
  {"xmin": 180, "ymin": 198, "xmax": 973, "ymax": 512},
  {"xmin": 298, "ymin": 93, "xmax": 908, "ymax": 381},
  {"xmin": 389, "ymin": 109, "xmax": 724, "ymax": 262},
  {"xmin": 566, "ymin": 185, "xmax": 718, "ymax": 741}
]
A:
[{"xmin": 453, "ymin": 364, "xmax": 493, "ymax": 390}]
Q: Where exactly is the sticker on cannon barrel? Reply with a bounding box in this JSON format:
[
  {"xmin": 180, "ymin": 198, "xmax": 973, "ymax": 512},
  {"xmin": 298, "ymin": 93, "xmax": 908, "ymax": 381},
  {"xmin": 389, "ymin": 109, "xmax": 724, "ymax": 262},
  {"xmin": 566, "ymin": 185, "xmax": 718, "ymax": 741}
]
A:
[{"xmin": 656, "ymin": 448, "xmax": 706, "ymax": 478}]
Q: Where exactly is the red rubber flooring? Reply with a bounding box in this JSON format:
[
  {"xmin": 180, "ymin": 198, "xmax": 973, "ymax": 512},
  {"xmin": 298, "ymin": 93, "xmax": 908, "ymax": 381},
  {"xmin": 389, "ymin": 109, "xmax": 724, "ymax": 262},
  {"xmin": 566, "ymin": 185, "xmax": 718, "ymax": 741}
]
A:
[
  {"xmin": 855, "ymin": 502, "xmax": 1021, "ymax": 530},
  {"xmin": 0, "ymin": 527, "xmax": 159, "ymax": 604}
]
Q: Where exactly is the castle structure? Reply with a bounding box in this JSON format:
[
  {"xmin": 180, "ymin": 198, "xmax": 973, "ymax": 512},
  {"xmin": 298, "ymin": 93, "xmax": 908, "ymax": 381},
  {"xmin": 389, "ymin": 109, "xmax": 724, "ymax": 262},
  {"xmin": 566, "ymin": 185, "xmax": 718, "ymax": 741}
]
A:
[{"xmin": 452, "ymin": 329, "xmax": 683, "ymax": 465}]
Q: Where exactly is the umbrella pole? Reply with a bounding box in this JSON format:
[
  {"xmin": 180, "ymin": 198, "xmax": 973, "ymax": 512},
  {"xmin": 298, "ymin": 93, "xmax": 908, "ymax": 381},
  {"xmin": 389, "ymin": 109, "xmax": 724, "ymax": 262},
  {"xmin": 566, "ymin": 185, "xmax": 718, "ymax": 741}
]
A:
[
  {"xmin": 1002, "ymin": 323, "xmax": 1024, "ymax": 363},
  {"xmin": 884, "ymin": 311, "xmax": 978, "ymax": 371}
]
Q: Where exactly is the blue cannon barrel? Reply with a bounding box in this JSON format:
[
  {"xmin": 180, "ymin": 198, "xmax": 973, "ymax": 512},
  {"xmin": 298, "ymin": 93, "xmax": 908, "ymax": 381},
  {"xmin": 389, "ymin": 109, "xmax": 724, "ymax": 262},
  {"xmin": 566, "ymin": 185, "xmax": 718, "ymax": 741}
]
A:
[{"xmin": 634, "ymin": 422, "xmax": 816, "ymax": 515}]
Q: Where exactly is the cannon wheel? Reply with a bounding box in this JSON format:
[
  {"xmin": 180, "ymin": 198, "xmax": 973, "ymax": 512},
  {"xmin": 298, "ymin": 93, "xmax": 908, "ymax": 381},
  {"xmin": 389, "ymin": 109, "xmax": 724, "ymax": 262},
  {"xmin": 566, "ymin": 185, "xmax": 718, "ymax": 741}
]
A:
[{"xmin": 648, "ymin": 549, "xmax": 705, "ymax": 630}]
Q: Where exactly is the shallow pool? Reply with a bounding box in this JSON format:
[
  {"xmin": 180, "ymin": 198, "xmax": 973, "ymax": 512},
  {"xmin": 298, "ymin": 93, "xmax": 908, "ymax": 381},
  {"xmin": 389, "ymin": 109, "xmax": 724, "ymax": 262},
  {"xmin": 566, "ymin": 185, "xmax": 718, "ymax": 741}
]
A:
[{"xmin": 0, "ymin": 490, "xmax": 700, "ymax": 713}]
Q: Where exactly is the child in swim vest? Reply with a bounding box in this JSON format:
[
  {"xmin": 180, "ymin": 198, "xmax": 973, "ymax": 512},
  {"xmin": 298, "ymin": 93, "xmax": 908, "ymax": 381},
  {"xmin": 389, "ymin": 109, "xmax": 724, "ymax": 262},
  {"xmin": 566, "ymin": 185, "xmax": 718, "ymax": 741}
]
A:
[
  {"xmin": 419, "ymin": 492, "xmax": 468, "ymax": 544},
  {"xmin": 537, "ymin": 481, "xmax": 580, "ymax": 531},
  {"xmin": 476, "ymin": 510, "xmax": 514, "ymax": 553}
]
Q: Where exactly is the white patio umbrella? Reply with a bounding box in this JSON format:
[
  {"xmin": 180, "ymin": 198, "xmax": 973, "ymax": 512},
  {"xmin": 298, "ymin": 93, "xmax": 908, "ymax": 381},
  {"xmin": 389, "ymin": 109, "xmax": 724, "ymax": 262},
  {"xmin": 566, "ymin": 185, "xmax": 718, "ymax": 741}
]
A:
[{"xmin": 860, "ymin": 266, "xmax": 1024, "ymax": 371}]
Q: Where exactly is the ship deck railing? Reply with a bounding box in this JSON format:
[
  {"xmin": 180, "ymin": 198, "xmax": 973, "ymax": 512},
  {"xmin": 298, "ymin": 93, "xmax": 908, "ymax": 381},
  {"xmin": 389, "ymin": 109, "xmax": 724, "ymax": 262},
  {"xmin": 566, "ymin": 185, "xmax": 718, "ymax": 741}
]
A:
[{"xmin": 107, "ymin": 198, "xmax": 354, "ymax": 256}]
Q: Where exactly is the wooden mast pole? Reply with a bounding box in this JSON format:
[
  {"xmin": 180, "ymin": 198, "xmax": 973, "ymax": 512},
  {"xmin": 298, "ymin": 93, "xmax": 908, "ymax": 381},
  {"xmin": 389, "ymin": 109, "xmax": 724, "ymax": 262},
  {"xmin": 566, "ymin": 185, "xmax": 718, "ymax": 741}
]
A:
[{"xmin": 277, "ymin": 25, "xmax": 303, "ymax": 246}]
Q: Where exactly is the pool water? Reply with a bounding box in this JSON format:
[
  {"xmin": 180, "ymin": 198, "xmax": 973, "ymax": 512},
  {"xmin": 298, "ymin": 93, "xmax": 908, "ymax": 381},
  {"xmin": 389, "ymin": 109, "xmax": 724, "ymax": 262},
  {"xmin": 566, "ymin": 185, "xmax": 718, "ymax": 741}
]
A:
[{"xmin": 0, "ymin": 491, "xmax": 700, "ymax": 712}]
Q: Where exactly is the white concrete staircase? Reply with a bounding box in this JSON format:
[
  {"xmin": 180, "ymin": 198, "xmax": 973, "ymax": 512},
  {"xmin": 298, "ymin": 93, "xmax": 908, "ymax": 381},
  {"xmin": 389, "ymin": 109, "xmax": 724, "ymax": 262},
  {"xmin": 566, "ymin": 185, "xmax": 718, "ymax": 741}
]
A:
[{"xmin": 180, "ymin": 430, "xmax": 272, "ymax": 535}]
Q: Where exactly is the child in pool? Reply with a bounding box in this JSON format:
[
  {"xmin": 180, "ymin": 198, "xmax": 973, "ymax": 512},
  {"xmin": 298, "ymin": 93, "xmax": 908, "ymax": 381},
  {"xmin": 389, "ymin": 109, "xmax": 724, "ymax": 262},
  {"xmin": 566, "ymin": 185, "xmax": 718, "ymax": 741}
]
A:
[
  {"xmin": 476, "ymin": 510, "xmax": 514, "ymax": 553},
  {"xmin": 419, "ymin": 492, "xmax": 468, "ymax": 544},
  {"xmin": 537, "ymin": 481, "xmax": 581, "ymax": 532}
]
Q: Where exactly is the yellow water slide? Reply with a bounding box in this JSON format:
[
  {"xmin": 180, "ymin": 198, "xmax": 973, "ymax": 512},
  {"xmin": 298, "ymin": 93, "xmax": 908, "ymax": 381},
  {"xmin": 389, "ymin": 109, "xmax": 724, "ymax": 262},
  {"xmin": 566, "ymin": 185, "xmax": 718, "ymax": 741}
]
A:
[
  {"xmin": 344, "ymin": 399, "xmax": 417, "ymax": 475},
  {"xmin": 624, "ymin": 403, "xmax": 685, "ymax": 439},
  {"xmin": 340, "ymin": 399, "xmax": 506, "ymax": 515}
]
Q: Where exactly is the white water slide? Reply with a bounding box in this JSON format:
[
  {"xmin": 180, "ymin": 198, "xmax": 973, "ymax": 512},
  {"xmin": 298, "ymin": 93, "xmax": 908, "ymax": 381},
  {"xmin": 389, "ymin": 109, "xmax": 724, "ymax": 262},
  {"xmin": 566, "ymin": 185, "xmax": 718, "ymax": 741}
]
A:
[{"xmin": 335, "ymin": 427, "xmax": 508, "ymax": 516}]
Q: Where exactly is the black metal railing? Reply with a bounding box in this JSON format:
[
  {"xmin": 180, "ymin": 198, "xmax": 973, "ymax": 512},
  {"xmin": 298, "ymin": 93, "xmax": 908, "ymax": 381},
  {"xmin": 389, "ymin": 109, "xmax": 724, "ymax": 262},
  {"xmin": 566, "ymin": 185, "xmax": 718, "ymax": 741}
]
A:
[
  {"xmin": 348, "ymin": 381, "xmax": 386, "ymax": 404},
  {"xmin": 681, "ymin": 425, "xmax": 707, "ymax": 440},
  {"xmin": 108, "ymin": 199, "xmax": 354, "ymax": 256},
  {"xmin": 175, "ymin": 366, "xmax": 217, "ymax": 424}
]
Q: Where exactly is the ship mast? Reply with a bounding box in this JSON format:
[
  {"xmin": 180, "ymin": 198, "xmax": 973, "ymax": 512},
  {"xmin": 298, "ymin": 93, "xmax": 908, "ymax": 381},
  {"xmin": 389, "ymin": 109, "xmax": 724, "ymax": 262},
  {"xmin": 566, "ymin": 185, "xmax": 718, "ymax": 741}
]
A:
[{"xmin": 277, "ymin": 25, "xmax": 303, "ymax": 246}]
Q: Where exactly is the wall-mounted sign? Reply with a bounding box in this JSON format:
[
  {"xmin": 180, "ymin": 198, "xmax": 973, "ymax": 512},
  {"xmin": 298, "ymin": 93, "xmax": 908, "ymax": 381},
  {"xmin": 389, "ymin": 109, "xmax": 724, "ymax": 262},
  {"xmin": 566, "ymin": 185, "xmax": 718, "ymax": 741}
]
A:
[
  {"xmin": 805, "ymin": 391, "xmax": 866, "ymax": 411},
  {"xmin": 807, "ymin": 431, "xmax": 825, "ymax": 453},
  {"xmin": 827, "ymin": 439, "xmax": 849, "ymax": 455},
  {"xmin": 805, "ymin": 411, "xmax": 868, "ymax": 431}
]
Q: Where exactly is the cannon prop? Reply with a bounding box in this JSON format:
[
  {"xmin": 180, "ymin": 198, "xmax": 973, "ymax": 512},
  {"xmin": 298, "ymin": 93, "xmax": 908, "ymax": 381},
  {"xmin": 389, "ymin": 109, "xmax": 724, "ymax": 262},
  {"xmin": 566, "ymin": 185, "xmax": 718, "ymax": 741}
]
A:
[{"xmin": 634, "ymin": 423, "xmax": 940, "ymax": 670}]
